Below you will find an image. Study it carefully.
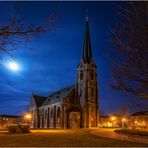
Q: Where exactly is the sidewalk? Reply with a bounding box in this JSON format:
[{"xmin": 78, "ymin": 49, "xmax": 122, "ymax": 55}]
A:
[{"xmin": 91, "ymin": 128, "xmax": 148, "ymax": 145}]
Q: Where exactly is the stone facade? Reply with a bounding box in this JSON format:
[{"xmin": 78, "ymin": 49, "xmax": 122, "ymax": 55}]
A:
[
  {"xmin": 77, "ymin": 59, "xmax": 99, "ymax": 128},
  {"xmin": 29, "ymin": 17, "xmax": 99, "ymax": 129}
]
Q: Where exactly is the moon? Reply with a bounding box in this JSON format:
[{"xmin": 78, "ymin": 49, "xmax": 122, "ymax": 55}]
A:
[{"xmin": 6, "ymin": 61, "xmax": 20, "ymax": 72}]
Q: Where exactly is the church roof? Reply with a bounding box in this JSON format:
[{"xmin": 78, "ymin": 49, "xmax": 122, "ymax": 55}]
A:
[
  {"xmin": 42, "ymin": 85, "xmax": 75, "ymax": 106},
  {"xmin": 132, "ymin": 111, "xmax": 148, "ymax": 116},
  {"xmin": 32, "ymin": 94, "xmax": 46, "ymax": 107},
  {"xmin": 82, "ymin": 17, "xmax": 92, "ymax": 64}
]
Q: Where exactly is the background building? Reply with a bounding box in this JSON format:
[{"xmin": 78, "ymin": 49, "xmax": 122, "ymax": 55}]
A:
[
  {"xmin": 129, "ymin": 111, "xmax": 148, "ymax": 129},
  {"xmin": 0, "ymin": 114, "xmax": 22, "ymax": 128}
]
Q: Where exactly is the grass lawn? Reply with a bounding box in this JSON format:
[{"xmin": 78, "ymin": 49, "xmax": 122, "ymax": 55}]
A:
[{"xmin": 0, "ymin": 129, "xmax": 147, "ymax": 147}]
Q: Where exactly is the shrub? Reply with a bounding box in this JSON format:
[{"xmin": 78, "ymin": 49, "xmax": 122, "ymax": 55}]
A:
[
  {"xmin": 7, "ymin": 125, "xmax": 16, "ymax": 133},
  {"xmin": 7, "ymin": 124, "xmax": 30, "ymax": 134},
  {"xmin": 114, "ymin": 129, "xmax": 148, "ymax": 136}
]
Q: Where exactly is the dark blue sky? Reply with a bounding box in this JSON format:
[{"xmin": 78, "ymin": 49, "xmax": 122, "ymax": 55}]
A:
[{"xmin": 0, "ymin": 1, "xmax": 146, "ymax": 115}]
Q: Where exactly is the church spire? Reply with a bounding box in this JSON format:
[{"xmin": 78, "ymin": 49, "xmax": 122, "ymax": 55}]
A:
[{"xmin": 82, "ymin": 17, "xmax": 92, "ymax": 64}]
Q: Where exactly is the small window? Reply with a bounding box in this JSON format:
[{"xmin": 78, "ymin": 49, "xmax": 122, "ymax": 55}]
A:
[
  {"xmin": 80, "ymin": 89, "xmax": 82, "ymax": 97},
  {"xmin": 91, "ymin": 88, "xmax": 93, "ymax": 96},
  {"xmin": 57, "ymin": 107, "xmax": 60, "ymax": 118},
  {"xmin": 45, "ymin": 110, "xmax": 47, "ymax": 119},
  {"xmin": 48, "ymin": 107, "xmax": 50, "ymax": 117},
  {"xmin": 51, "ymin": 108, "xmax": 53, "ymax": 118},
  {"xmin": 91, "ymin": 70, "xmax": 94, "ymax": 80},
  {"xmin": 80, "ymin": 71, "xmax": 83, "ymax": 80}
]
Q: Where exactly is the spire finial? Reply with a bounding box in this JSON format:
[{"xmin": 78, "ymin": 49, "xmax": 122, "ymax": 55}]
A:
[
  {"xmin": 32, "ymin": 91, "xmax": 34, "ymax": 95},
  {"xmin": 86, "ymin": 16, "xmax": 89, "ymax": 21},
  {"xmin": 85, "ymin": 9, "xmax": 89, "ymax": 21}
]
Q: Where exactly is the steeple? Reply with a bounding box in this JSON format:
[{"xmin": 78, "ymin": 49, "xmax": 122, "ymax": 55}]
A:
[
  {"xmin": 82, "ymin": 17, "xmax": 92, "ymax": 64},
  {"xmin": 76, "ymin": 16, "xmax": 99, "ymax": 128}
]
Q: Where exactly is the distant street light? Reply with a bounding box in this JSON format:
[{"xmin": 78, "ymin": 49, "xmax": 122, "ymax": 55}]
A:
[
  {"xmin": 122, "ymin": 118, "xmax": 126, "ymax": 122},
  {"xmin": 111, "ymin": 116, "xmax": 116, "ymax": 121},
  {"xmin": 24, "ymin": 114, "xmax": 32, "ymax": 120},
  {"xmin": 122, "ymin": 118, "xmax": 127, "ymax": 128},
  {"xmin": 110, "ymin": 116, "xmax": 117, "ymax": 127}
]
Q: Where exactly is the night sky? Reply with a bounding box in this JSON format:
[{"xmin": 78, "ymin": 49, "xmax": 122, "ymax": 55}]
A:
[{"xmin": 0, "ymin": 1, "xmax": 146, "ymax": 115}]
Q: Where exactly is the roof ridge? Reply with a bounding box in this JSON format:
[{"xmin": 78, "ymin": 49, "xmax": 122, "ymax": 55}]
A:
[
  {"xmin": 33, "ymin": 94, "xmax": 46, "ymax": 98},
  {"xmin": 41, "ymin": 84, "xmax": 75, "ymax": 106},
  {"xmin": 48, "ymin": 84, "xmax": 75, "ymax": 97},
  {"xmin": 132, "ymin": 110, "xmax": 148, "ymax": 116}
]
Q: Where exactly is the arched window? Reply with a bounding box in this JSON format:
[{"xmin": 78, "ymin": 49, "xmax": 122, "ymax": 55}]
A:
[
  {"xmin": 91, "ymin": 88, "xmax": 93, "ymax": 96},
  {"xmin": 91, "ymin": 70, "xmax": 94, "ymax": 80},
  {"xmin": 54, "ymin": 106, "xmax": 56, "ymax": 120},
  {"xmin": 51, "ymin": 108, "xmax": 53, "ymax": 118},
  {"xmin": 45, "ymin": 110, "xmax": 47, "ymax": 119},
  {"xmin": 57, "ymin": 107, "xmax": 60, "ymax": 118},
  {"xmin": 80, "ymin": 70, "xmax": 83, "ymax": 80},
  {"xmin": 80, "ymin": 88, "xmax": 82, "ymax": 97},
  {"xmin": 48, "ymin": 107, "xmax": 50, "ymax": 119}
]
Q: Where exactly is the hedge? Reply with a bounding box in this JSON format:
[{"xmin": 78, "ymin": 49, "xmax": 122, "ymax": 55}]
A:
[{"xmin": 7, "ymin": 124, "xmax": 30, "ymax": 134}]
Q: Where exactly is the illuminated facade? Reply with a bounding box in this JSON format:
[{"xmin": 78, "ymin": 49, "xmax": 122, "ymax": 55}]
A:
[
  {"xmin": 129, "ymin": 111, "xmax": 148, "ymax": 129},
  {"xmin": 99, "ymin": 114, "xmax": 121, "ymax": 128},
  {"xmin": 0, "ymin": 115, "xmax": 21, "ymax": 128},
  {"xmin": 29, "ymin": 17, "xmax": 99, "ymax": 128}
]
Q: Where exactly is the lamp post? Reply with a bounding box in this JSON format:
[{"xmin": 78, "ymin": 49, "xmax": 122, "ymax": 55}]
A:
[
  {"xmin": 122, "ymin": 118, "xmax": 127, "ymax": 129},
  {"xmin": 110, "ymin": 116, "xmax": 116, "ymax": 127},
  {"xmin": 24, "ymin": 113, "xmax": 32, "ymax": 125}
]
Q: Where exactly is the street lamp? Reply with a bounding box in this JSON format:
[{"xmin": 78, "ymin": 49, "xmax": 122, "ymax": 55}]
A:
[
  {"xmin": 24, "ymin": 113, "xmax": 32, "ymax": 124},
  {"xmin": 24, "ymin": 114, "xmax": 31, "ymax": 120},
  {"xmin": 122, "ymin": 118, "xmax": 126, "ymax": 122},
  {"xmin": 111, "ymin": 116, "xmax": 116, "ymax": 121},
  {"xmin": 110, "ymin": 116, "xmax": 117, "ymax": 127},
  {"xmin": 122, "ymin": 118, "xmax": 127, "ymax": 128}
]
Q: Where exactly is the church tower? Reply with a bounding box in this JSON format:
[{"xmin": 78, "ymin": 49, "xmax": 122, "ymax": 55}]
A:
[{"xmin": 76, "ymin": 17, "xmax": 99, "ymax": 128}]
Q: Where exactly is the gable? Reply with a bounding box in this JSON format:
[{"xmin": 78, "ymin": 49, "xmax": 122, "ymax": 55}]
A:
[{"xmin": 29, "ymin": 94, "xmax": 46, "ymax": 108}]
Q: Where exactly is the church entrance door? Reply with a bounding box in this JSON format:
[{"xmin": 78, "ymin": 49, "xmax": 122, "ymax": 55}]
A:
[{"xmin": 69, "ymin": 112, "xmax": 80, "ymax": 128}]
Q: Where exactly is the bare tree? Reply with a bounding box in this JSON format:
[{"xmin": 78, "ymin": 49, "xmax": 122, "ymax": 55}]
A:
[
  {"xmin": 118, "ymin": 105, "xmax": 130, "ymax": 117},
  {"xmin": 128, "ymin": 98, "xmax": 148, "ymax": 111},
  {"xmin": 0, "ymin": 2, "xmax": 59, "ymax": 61},
  {"xmin": 110, "ymin": 1, "xmax": 148, "ymax": 99}
]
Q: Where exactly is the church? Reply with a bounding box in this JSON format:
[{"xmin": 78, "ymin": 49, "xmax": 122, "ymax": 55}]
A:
[{"xmin": 29, "ymin": 17, "xmax": 100, "ymax": 128}]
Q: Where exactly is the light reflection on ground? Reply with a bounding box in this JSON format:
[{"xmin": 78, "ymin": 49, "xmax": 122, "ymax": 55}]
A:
[{"xmin": 31, "ymin": 129, "xmax": 66, "ymax": 133}]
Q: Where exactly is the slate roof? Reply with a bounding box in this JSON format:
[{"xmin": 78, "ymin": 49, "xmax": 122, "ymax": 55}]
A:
[
  {"xmin": 132, "ymin": 111, "xmax": 148, "ymax": 116},
  {"xmin": 33, "ymin": 94, "xmax": 46, "ymax": 107},
  {"xmin": 82, "ymin": 17, "xmax": 92, "ymax": 64},
  {"xmin": 42, "ymin": 85, "xmax": 75, "ymax": 106}
]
